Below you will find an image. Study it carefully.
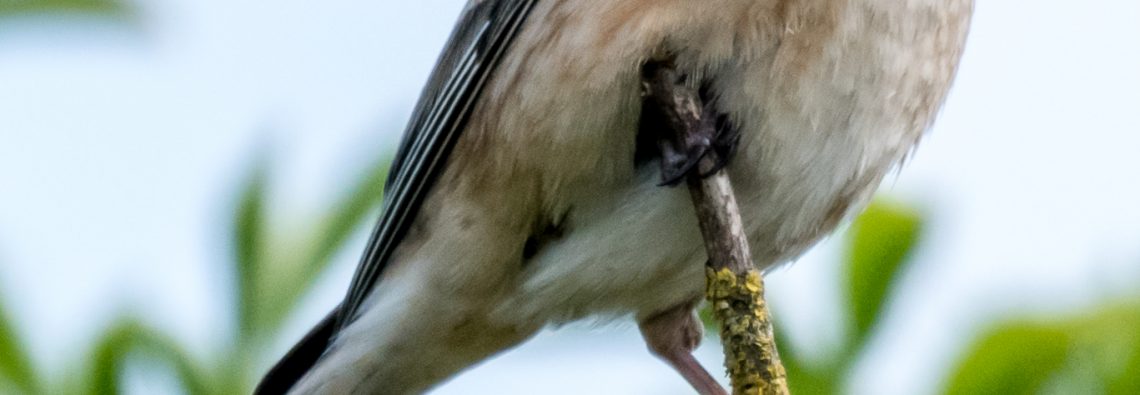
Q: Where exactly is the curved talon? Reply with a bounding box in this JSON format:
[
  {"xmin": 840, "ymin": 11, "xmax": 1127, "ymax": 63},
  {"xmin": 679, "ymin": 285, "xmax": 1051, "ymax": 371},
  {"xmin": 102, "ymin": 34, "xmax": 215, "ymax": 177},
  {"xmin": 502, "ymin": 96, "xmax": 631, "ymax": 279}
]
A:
[
  {"xmin": 658, "ymin": 109, "xmax": 741, "ymax": 184},
  {"xmin": 642, "ymin": 64, "xmax": 741, "ymax": 187},
  {"xmin": 658, "ymin": 143, "xmax": 711, "ymax": 186},
  {"xmin": 698, "ymin": 114, "xmax": 741, "ymax": 178}
]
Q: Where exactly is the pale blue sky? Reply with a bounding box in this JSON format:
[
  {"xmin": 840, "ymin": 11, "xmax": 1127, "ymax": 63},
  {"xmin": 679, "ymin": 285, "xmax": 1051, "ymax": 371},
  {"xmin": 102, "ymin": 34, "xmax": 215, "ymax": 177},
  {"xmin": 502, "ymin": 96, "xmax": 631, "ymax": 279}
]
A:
[{"xmin": 1, "ymin": 1, "xmax": 1138, "ymax": 394}]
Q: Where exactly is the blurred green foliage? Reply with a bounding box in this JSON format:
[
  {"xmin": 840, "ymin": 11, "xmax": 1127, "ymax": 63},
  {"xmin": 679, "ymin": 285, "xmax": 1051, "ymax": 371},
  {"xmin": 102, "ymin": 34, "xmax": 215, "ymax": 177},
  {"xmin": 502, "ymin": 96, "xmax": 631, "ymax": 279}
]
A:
[
  {"xmin": 0, "ymin": 151, "xmax": 390, "ymax": 395},
  {"xmin": 845, "ymin": 202, "xmax": 920, "ymax": 347},
  {"xmin": 0, "ymin": 299, "xmax": 41, "ymax": 394},
  {"xmin": 946, "ymin": 304, "xmax": 1140, "ymax": 394},
  {"xmin": 736, "ymin": 201, "xmax": 1140, "ymax": 395},
  {"xmin": 0, "ymin": 0, "xmax": 133, "ymax": 20},
  {"xmin": 750, "ymin": 201, "xmax": 927, "ymax": 395}
]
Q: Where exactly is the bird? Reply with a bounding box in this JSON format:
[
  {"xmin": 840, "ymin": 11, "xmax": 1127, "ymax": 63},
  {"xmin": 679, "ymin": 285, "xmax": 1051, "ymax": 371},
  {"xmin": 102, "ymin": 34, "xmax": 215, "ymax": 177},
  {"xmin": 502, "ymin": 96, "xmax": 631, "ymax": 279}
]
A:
[{"xmin": 256, "ymin": 0, "xmax": 973, "ymax": 394}]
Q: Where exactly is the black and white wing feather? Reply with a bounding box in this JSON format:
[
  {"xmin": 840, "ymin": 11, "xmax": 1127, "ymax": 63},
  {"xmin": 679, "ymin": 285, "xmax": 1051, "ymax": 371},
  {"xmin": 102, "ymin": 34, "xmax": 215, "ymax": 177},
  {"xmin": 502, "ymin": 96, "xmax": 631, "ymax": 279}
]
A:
[
  {"xmin": 340, "ymin": 0, "xmax": 539, "ymax": 326},
  {"xmin": 255, "ymin": 1, "xmax": 538, "ymax": 393}
]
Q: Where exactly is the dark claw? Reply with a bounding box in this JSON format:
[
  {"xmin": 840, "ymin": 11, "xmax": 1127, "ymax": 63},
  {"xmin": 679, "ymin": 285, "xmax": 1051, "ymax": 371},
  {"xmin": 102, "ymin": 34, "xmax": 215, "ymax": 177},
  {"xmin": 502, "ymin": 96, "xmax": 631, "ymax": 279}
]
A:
[
  {"xmin": 657, "ymin": 105, "xmax": 740, "ymax": 186},
  {"xmin": 640, "ymin": 64, "xmax": 741, "ymax": 187},
  {"xmin": 698, "ymin": 113, "xmax": 741, "ymax": 178},
  {"xmin": 658, "ymin": 141, "xmax": 709, "ymax": 186}
]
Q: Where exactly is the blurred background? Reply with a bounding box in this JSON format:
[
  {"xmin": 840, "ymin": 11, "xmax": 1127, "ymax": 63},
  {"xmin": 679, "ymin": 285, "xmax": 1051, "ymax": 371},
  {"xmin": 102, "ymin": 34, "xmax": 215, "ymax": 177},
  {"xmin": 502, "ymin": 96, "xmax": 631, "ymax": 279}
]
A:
[{"xmin": 1, "ymin": 0, "xmax": 1138, "ymax": 394}]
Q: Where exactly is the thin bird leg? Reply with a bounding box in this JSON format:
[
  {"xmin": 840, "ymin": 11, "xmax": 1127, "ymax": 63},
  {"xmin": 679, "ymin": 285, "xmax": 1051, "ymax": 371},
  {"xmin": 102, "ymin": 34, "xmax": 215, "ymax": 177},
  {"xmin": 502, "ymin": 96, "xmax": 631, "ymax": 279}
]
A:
[{"xmin": 638, "ymin": 301, "xmax": 728, "ymax": 395}]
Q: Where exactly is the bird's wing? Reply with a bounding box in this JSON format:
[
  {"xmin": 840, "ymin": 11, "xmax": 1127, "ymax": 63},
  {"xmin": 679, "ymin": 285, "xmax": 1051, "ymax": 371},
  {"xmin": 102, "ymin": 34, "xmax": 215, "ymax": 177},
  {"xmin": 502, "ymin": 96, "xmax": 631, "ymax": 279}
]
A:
[
  {"xmin": 255, "ymin": 1, "xmax": 539, "ymax": 393},
  {"xmin": 341, "ymin": 0, "xmax": 539, "ymax": 328}
]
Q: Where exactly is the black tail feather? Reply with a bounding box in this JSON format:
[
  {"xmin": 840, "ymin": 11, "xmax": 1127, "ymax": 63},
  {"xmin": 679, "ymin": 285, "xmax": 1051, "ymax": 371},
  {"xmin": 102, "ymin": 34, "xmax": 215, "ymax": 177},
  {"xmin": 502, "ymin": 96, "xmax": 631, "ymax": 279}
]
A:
[{"xmin": 254, "ymin": 306, "xmax": 339, "ymax": 395}]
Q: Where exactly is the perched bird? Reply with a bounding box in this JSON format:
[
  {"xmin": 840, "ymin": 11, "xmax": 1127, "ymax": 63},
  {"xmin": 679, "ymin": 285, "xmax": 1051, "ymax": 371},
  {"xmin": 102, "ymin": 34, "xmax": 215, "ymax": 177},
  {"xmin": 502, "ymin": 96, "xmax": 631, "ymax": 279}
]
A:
[{"xmin": 257, "ymin": 0, "xmax": 973, "ymax": 394}]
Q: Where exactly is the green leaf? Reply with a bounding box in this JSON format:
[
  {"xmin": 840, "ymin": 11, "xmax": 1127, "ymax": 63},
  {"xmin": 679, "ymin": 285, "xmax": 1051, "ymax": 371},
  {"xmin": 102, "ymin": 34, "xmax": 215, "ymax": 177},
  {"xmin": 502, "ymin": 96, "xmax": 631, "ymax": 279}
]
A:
[
  {"xmin": 258, "ymin": 156, "xmax": 390, "ymax": 335},
  {"xmin": 1110, "ymin": 339, "xmax": 1140, "ymax": 395},
  {"xmin": 86, "ymin": 318, "xmax": 212, "ymax": 395},
  {"xmin": 302, "ymin": 157, "xmax": 390, "ymax": 284},
  {"xmin": 1077, "ymin": 304, "xmax": 1140, "ymax": 394},
  {"xmin": 303, "ymin": 156, "xmax": 392, "ymax": 281},
  {"xmin": 0, "ymin": 0, "xmax": 132, "ymax": 18},
  {"xmin": 944, "ymin": 323, "xmax": 1072, "ymax": 395},
  {"xmin": 1110, "ymin": 342, "xmax": 1140, "ymax": 394},
  {"xmin": 844, "ymin": 201, "xmax": 922, "ymax": 348},
  {"xmin": 775, "ymin": 324, "xmax": 837, "ymax": 395},
  {"xmin": 87, "ymin": 322, "xmax": 129, "ymax": 395},
  {"xmin": 943, "ymin": 303, "xmax": 1140, "ymax": 395},
  {"xmin": 0, "ymin": 297, "xmax": 41, "ymax": 394},
  {"xmin": 233, "ymin": 157, "xmax": 270, "ymax": 341}
]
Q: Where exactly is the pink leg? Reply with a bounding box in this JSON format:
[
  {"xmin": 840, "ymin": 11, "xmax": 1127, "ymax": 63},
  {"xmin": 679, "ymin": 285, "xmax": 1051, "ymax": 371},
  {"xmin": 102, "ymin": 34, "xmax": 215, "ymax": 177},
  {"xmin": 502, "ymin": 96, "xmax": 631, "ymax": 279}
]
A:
[{"xmin": 638, "ymin": 302, "xmax": 728, "ymax": 395}]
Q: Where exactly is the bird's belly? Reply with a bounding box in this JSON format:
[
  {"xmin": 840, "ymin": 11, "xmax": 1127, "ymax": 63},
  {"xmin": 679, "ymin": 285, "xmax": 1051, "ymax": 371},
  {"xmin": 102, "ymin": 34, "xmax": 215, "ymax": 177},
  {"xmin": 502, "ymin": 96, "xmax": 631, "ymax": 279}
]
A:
[
  {"xmin": 501, "ymin": 70, "xmax": 912, "ymax": 324},
  {"xmin": 472, "ymin": 0, "xmax": 970, "ymax": 324},
  {"xmin": 491, "ymin": 13, "xmax": 966, "ymax": 325},
  {"xmin": 503, "ymin": 120, "xmax": 891, "ymax": 325}
]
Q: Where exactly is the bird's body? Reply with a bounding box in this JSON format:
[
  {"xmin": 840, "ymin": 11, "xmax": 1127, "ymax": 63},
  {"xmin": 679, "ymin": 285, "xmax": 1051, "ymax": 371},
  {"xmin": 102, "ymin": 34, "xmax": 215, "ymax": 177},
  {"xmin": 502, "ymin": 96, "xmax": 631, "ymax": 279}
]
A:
[{"xmin": 264, "ymin": 0, "xmax": 972, "ymax": 393}]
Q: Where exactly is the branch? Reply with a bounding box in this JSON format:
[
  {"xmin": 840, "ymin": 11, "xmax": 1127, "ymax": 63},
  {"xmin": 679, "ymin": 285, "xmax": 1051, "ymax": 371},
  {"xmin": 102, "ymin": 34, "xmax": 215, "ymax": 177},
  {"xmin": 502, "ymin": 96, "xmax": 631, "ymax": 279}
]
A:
[{"xmin": 643, "ymin": 60, "xmax": 790, "ymax": 395}]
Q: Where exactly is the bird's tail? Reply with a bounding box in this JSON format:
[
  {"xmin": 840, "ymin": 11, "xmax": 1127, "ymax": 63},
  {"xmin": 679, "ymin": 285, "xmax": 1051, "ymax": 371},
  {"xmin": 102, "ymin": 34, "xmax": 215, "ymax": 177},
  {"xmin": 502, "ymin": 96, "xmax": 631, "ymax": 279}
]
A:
[{"xmin": 253, "ymin": 306, "xmax": 339, "ymax": 395}]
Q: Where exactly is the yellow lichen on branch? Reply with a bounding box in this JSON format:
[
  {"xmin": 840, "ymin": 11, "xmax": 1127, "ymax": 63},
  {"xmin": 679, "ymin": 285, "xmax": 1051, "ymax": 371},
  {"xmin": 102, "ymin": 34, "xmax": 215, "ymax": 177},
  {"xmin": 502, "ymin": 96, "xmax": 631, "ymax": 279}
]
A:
[{"xmin": 707, "ymin": 268, "xmax": 787, "ymax": 395}]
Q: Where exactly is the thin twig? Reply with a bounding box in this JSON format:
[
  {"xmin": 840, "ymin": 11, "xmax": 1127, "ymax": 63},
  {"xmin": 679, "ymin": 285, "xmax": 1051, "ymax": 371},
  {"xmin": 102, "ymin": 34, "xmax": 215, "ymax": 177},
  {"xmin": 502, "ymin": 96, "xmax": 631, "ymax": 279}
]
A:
[{"xmin": 643, "ymin": 60, "xmax": 790, "ymax": 395}]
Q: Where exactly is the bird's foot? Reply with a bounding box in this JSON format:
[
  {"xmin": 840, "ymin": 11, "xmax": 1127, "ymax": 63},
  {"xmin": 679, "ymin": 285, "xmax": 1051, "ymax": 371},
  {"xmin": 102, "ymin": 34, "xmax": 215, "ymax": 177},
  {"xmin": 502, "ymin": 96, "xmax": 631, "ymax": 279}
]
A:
[
  {"xmin": 697, "ymin": 111, "xmax": 740, "ymax": 179},
  {"xmin": 638, "ymin": 301, "xmax": 728, "ymax": 395},
  {"xmin": 654, "ymin": 89, "xmax": 740, "ymax": 187}
]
